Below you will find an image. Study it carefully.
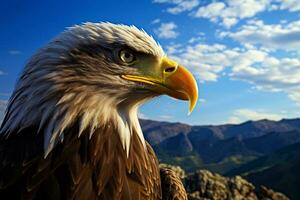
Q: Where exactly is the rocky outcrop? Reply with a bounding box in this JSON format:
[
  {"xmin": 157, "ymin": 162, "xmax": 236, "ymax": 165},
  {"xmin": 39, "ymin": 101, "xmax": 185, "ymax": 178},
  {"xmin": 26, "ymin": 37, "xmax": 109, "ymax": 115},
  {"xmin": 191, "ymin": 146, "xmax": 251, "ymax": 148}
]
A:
[
  {"xmin": 159, "ymin": 164, "xmax": 186, "ymax": 180},
  {"xmin": 159, "ymin": 164, "xmax": 290, "ymax": 199},
  {"xmin": 258, "ymin": 186, "xmax": 289, "ymax": 200},
  {"xmin": 185, "ymin": 170, "xmax": 289, "ymax": 200}
]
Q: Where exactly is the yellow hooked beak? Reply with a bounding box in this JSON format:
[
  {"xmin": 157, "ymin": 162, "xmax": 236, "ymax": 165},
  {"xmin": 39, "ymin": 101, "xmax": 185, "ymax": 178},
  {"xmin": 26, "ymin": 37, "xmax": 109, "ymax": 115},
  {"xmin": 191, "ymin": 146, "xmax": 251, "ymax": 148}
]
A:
[{"xmin": 121, "ymin": 57, "xmax": 198, "ymax": 113}]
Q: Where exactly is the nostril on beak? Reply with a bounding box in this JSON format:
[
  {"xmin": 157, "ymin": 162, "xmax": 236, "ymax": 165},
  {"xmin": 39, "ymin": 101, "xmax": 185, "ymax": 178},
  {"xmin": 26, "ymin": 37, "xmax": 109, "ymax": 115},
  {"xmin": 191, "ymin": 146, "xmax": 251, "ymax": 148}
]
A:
[{"xmin": 164, "ymin": 66, "xmax": 176, "ymax": 73}]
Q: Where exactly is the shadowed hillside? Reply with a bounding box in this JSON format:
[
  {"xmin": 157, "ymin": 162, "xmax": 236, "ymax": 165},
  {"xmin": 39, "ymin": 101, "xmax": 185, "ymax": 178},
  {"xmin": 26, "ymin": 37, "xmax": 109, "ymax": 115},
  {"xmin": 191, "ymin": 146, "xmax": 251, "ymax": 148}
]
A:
[{"xmin": 227, "ymin": 142, "xmax": 300, "ymax": 200}]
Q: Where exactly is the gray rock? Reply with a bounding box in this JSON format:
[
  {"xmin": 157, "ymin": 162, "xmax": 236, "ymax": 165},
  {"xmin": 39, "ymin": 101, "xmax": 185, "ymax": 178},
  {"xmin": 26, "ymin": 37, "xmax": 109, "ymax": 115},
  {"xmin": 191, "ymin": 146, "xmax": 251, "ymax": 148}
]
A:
[{"xmin": 185, "ymin": 170, "xmax": 289, "ymax": 200}]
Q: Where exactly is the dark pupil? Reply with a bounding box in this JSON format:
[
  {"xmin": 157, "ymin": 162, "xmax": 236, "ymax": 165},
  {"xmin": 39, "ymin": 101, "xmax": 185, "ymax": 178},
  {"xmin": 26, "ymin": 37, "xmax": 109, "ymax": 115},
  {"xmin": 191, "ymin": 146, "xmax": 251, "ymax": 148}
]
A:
[{"xmin": 125, "ymin": 52, "xmax": 131, "ymax": 59}]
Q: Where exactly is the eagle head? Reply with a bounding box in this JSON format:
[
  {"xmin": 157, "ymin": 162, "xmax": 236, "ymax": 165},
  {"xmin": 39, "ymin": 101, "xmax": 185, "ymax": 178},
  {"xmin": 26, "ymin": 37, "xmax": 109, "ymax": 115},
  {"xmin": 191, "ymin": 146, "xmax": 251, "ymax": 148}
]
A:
[{"xmin": 1, "ymin": 22, "xmax": 198, "ymax": 156}]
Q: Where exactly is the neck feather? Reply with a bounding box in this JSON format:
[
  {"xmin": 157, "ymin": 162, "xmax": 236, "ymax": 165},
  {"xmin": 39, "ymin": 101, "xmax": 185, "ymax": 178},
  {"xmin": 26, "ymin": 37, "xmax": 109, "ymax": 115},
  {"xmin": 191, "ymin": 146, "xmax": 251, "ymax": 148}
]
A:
[{"xmin": 1, "ymin": 90, "xmax": 146, "ymax": 157}]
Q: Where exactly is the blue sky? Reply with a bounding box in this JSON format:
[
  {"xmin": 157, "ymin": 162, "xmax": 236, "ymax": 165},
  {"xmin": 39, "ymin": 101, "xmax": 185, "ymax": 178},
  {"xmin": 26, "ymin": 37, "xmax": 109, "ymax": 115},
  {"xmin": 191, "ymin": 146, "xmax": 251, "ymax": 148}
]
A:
[{"xmin": 1, "ymin": 0, "xmax": 300, "ymax": 125}]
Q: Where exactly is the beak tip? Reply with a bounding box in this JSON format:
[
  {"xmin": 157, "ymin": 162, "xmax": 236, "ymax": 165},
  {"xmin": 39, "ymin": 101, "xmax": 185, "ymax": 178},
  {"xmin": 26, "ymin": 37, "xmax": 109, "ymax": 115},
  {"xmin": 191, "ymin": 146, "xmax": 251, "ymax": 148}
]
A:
[
  {"xmin": 188, "ymin": 89, "xmax": 198, "ymax": 115},
  {"xmin": 188, "ymin": 101, "xmax": 197, "ymax": 115}
]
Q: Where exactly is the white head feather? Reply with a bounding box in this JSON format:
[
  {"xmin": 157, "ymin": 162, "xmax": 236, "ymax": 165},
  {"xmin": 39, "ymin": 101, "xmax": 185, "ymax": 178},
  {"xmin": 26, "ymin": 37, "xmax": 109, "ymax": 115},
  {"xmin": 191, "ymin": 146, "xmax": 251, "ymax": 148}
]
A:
[{"xmin": 0, "ymin": 22, "xmax": 165, "ymax": 157}]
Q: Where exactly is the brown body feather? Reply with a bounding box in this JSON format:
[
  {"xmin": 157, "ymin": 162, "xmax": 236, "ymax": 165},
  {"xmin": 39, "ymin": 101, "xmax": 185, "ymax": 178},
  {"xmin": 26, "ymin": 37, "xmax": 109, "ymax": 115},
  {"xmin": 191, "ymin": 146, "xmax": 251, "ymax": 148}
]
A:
[
  {"xmin": 160, "ymin": 168, "xmax": 188, "ymax": 200},
  {"xmin": 0, "ymin": 120, "xmax": 187, "ymax": 199}
]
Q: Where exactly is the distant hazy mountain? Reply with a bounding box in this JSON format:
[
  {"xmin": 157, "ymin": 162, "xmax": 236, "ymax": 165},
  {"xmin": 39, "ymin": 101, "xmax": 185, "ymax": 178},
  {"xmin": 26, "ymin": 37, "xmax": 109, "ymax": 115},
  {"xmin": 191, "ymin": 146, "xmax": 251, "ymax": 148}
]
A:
[{"xmin": 141, "ymin": 118, "xmax": 300, "ymax": 172}]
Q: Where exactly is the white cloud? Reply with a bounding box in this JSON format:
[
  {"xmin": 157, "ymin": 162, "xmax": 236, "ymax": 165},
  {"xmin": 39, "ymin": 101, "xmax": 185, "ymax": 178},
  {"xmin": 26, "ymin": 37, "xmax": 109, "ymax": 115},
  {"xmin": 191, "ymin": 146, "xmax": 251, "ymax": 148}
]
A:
[
  {"xmin": 151, "ymin": 18, "xmax": 161, "ymax": 24},
  {"xmin": 199, "ymin": 98, "xmax": 206, "ymax": 103},
  {"xmin": 138, "ymin": 112, "xmax": 149, "ymax": 119},
  {"xmin": 278, "ymin": 0, "xmax": 300, "ymax": 12},
  {"xmin": 225, "ymin": 116, "xmax": 242, "ymax": 124},
  {"xmin": 194, "ymin": 0, "xmax": 270, "ymax": 28},
  {"xmin": 159, "ymin": 115, "xmax": 173, "ymax": 120},
  {"xmin": 188, "ymin": 33, "xmax": 205, "ymax": 44},
  {"xmin": 288, "ymin": 92, "xmax": 300, "ymax": 106},
  {"xmin": 167, "ymin": 39, "xmax": 300, "ymax": 105},
  {"xmin": 227, "ymin": 108, "xmax": 283, "ymax": 124},
  {"xmin": 8, "ymin": 50, "xmax": 22, "ymax": 55},
  {"xmin": 165, "ymin": 43, "xmax": 184, "ymax": 54},
  {"xmin": 223, "ymin": 17, "xmax": 238, "ymax": 28},
  {"xmin": 154, "ymin": 0, "xmax": 300, "ymax": 28},
  {"xmin": 154, "ymin": 22, "xmax": 179, "ymax": 39},
  {"xmin": 153, "ymin": 0, "xmax": 199, "ymax": 14},
  {"xmin": 214, "ymin": 20, "xmax": 300, "ymax": 105},
  {"xmin": 230, "ymin": 52, "xmax": 300, "ymax": 105},
  {"xmin": 167, "ymin": 43, "xmax": 237, "ymax": 81},
  {"xmin": 220, "ymin": 19, "xmax": 300, "ymax": 51},
  {"xmin": 0, "ymin": 70, "xmax": 3, "ymax": 75},
  {"xmin": 194, "ymin": 2, "xmax": 226, "ymax": 21}
]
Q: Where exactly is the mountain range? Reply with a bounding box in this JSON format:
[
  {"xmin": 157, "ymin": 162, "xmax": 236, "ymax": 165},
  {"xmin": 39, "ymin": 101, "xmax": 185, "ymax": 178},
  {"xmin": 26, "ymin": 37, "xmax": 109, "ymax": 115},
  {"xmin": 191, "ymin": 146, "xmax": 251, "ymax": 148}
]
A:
[
  {"xmin": 141, "ymin": 118, "xmax": 300, "ymax": 173},
  {"xmin": 142, "ymin": 118, "xmax": 300, "ymax": 199}
]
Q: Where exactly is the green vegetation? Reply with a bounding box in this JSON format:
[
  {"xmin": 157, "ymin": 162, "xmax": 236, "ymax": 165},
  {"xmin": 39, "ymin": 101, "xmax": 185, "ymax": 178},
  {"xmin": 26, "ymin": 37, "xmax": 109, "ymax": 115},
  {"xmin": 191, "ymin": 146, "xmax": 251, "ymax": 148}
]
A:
[
  {"xmin": 202, "ymin": 155, "xmax": 257, "ymax": 174},
  {"xmin": 156, "ymin": 149, "xmax": 203, "ymax": 172},
  {"xmin": 156, "ymin": 149, "xmax": 257, "ymax": 174}
]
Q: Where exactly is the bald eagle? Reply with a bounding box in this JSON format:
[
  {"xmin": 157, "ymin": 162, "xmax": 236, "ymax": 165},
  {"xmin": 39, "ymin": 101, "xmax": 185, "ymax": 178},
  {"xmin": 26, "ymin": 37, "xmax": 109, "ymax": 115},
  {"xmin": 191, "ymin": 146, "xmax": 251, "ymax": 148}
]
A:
[{"xmin": 0, "ymin": 23, "xmax": 198, "ymax": 200}]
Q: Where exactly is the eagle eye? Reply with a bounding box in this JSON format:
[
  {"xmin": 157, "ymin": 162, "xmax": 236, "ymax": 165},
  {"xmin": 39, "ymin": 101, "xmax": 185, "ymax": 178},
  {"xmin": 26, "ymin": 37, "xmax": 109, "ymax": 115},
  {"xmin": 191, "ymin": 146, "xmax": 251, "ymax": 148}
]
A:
[{"xmin": 119, "ymin": 49, "xmax": 136, "ymax": 64}]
